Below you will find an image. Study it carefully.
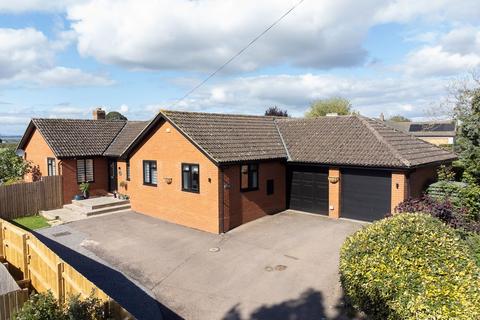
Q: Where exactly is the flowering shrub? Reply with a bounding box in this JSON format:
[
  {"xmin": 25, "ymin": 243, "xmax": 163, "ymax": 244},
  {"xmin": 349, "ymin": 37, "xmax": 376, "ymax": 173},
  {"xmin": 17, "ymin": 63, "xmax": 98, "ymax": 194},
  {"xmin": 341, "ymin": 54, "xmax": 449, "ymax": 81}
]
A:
[{"xmin": 395, "ymin": 195, "xmax": 480, "ymax": 234}]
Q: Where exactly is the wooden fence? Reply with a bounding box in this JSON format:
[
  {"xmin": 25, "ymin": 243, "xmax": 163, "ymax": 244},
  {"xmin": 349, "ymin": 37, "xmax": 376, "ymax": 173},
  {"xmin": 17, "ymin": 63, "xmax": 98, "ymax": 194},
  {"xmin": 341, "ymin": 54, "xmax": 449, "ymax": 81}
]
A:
[
  {"xmin": 0, "ymin": 288, "xmax": 29, "ymax": 320},
  {"xmin": 0, "ymin": 219, "xmax": 132, "ymax": 319},
  {"xmin": 0, "ymin": 176, "xmax": 63, "ymax": 220}
]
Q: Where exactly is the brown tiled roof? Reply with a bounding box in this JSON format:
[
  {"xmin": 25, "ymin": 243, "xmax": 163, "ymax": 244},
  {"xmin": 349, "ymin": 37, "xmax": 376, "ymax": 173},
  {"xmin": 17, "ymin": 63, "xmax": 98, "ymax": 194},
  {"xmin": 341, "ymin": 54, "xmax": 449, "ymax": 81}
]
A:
[
  {"xmin": 276, "ymin": 116, "xmax": 455, "ymax": 168},
  {"xmin": 20, "ymin": 119, "xmax": 127, "ymax": 157},
  {"xmin": 104, "ymin": 121, "xmax": 149, "ymax": 157},
  {"xmin": 161, "ymin": 110, "xmax": 288, "ymax": 163},
  {"xmin": 276, "ymin": 115, "xmax": 457, "ymax": 168}
]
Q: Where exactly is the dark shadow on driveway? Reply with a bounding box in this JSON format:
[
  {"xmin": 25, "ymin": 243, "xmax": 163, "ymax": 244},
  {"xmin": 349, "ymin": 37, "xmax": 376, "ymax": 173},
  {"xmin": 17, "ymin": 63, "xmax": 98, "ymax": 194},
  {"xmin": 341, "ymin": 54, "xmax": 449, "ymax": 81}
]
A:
[
  {"xmin": 31, "ymin": 230, "xmax": 182, "ymax": 320},
  {"xmin": 222, "ymin": 288, "xmax": 356, "ymax": 320}
]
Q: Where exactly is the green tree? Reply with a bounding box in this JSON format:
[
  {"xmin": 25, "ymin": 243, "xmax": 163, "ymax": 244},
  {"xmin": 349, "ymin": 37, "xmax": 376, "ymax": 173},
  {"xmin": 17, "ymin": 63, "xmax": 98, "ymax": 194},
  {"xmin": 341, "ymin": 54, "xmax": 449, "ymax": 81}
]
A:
[
  {"xmin": 305, "ymin": 97, "xmax": 353, "ymax": 118},
  {"xmin": 0, "ymin": 147, "xmax": 30, "ymax": 184},
  {"xmin": 105, "ymin": 111, "xmax": 127, "ymax": 121},
  {"xmin": 455, "ymin": 88, "xmax": 480, "ymax": 184},
  {"xmin": 265, "ymin": 106, "xmax": 289, "ymax": 117},
  {"xmin": 388, "ymin": 115, "xmax": 411, "ymax": 122}
]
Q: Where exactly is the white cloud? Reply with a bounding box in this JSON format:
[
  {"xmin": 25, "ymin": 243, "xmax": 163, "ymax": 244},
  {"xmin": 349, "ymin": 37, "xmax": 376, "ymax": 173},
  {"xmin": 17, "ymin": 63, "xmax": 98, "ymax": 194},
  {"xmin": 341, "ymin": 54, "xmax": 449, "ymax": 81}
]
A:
[
  {"xmin": 67, "ymin": 0, "xmax": 379, "ymax": 72},
  {"xmin": 374, "ymin": 0, "xmax": 480, "ymax": 24},
  {"xmin": 0, "ymin": 28, "xmax": 52, "ymax": 79},
  {"xmin": 0, "ymin": 1, "xmax": 84, "ymax": 13},
  {"xmin": 400, "ymin": 26, "xmax": 480, "ymax": 77},
  {"xmin": 27, "ymin": 67, "xmax": 114, "ymax": 87},
  {"xmin": 0, "ymin": 27, "xmax": 112, "ymax": 87},
  {"xmin": 64, "ymin": 0, "xmax": 480, "ymax": 73},
  {"xmin": 154, "ymin": 73, "xmax": 449, "ymax": 119},
  {"xmin": 118, "ymin": 104, "xmax": 129, "ymax": 113}
]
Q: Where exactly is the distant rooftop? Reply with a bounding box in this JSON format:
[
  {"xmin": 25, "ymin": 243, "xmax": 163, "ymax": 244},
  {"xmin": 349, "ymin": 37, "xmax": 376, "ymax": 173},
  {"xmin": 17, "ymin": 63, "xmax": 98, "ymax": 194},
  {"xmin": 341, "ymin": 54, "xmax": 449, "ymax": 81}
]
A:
[{"xmin": 385, "ymin": 120, "xmax": 456, "ymax": 137}]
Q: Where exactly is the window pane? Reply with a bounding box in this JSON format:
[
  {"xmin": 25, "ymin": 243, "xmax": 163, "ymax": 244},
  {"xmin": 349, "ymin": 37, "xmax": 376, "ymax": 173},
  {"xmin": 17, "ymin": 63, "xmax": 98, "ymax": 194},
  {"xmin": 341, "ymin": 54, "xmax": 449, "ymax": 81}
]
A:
[
  {"xmin": 144, "ymin": 162, "xmax": 150, "ymax": 183},
  {"xmin": 183, "ymin": 171, "xmax": 190, "ymax": 190},
  {"xmin": 85, "ymin": 159, "xmax": 94, "ymax": 182},
  {"xmin": 241, "ymin": 165, "xmax": 249, "ymax": 189},
  {"xmin": 192, "ymin": 165, "xmax": 199, "ymax": 191},
  {"xmin": 183, "ymin": 164, "xmax": 190, "ymax": 172},
  {"xmin": 77, "ymin": 159, "xmax": 85, "ymax": 182},
  {"xmin": 126, "ymin": 161, "xmax": 130, "ymax": 180},
  {"xmin": 251, "ymin": 170, "xmax": 258, "ymax": 189},
  {"xmin": 151, "ymin": 165, "xmax": 157, "ymax": 184}
]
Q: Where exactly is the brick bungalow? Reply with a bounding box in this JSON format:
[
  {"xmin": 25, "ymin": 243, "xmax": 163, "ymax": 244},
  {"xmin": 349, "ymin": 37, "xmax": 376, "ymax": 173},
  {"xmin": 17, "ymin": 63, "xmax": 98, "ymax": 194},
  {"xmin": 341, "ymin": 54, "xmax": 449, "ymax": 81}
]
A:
[{"xmin": 17, "ymin": 109, "xmax": 456, "ymax": 233}]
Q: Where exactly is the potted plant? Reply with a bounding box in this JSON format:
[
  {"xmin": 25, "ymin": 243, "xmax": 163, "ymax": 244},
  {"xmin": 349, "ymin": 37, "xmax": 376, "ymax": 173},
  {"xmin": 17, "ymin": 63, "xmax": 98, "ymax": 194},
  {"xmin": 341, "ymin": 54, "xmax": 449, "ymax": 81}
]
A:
[{"xmin": 79, "ymin": 182, "xmax": 90, "ymax": 199}]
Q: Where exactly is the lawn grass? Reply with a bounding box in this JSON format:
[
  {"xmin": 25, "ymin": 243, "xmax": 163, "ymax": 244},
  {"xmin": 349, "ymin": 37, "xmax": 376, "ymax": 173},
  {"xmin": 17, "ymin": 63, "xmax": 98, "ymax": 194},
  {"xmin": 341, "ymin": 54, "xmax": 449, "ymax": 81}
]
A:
[{"xmin": 12, "ymin": 215, "xmax": 50, "ymax": 230}]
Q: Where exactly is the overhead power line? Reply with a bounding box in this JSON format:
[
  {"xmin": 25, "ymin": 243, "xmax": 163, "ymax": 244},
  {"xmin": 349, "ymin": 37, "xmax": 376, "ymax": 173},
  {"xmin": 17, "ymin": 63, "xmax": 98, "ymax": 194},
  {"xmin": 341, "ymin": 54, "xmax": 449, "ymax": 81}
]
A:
[{"xmin": 171, "ymin": 0, "xmax": 306, "ymax": 107}]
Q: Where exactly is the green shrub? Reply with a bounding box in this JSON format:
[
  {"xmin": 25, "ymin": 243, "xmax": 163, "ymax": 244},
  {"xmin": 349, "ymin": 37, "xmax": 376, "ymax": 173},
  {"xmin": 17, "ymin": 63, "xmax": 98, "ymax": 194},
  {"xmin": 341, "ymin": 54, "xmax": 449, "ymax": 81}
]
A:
[
  {"xmin": 340, "ymin": 213, "xmax": 480, "ymax": 320},
  {"xmin": 15, "ymin": 291, "xmax": 65, "ymax": 320},
  {"xmin": 462, "ymin": 231, "xmax": 480, "ymax": 267},
  {"xmin": 66, "ymin": 293, "xmax": 105, "ymax": 320},
  {"xmin": 15, "ymin": 291, "xmax": 107, "ymax": 320},
  {"xmin": 456, "ymin": 183, "xmax": 480, "ymax": 220}
]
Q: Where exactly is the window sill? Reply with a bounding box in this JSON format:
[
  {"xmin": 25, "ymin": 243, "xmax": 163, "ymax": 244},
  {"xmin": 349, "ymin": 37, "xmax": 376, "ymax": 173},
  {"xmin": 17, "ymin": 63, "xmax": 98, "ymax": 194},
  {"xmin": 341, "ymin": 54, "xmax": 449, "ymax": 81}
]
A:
[
  {"xmin": 77, "ymin": 181, "xmax": 95, "ymax": 184},
  {"xmin": 182, "ymin": 188, "xmax": 200, "ymax": 194},
  {"xmin": 143, "ymin": 183, "xmax": 157, "ymax": 187},
  {"xmin": 240, "ymin": 187, "xmax": 259, "ymax": 193}
]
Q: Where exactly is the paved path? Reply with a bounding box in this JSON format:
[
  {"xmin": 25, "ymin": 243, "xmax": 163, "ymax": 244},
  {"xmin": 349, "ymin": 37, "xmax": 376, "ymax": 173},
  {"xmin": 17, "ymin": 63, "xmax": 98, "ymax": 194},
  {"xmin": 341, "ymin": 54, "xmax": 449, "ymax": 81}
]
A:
[{"xmin": 38, "ymin": 210, "xmax": 364, "ymax": 320}]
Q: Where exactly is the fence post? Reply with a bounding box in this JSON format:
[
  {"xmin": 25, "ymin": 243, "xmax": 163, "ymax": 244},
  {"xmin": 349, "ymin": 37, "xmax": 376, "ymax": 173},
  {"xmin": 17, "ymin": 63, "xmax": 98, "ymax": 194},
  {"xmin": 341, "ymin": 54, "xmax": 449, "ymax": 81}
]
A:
[
  {"xmin": 0, "ymin": 220, "xmax": 3, "ymax": 260},
  {"xmin": 22, "ymin": 233, "xmax": 29, "ymax": 280},
  {"xmin": 57, "ymin": 262, "xmax": 65, "ymax": 303}
]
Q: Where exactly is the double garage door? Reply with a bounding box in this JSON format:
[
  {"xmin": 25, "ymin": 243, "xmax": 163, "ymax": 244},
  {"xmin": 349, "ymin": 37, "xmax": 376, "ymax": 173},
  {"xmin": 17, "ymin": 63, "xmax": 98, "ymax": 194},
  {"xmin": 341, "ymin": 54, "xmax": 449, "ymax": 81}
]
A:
[{"xmin": 288, "ymin": 166, "xmax": 392, "ymax": 222}]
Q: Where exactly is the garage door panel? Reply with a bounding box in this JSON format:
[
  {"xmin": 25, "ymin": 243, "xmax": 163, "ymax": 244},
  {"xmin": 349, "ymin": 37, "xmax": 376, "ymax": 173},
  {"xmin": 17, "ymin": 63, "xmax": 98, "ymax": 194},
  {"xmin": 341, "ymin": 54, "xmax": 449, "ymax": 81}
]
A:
[
  {"xmin": 341, "ymin": 169, "xmax": 391, "ymax": 222},
  {"xmin": 288, "ymin": 166, "xmax": 329, "ymax": 215}
]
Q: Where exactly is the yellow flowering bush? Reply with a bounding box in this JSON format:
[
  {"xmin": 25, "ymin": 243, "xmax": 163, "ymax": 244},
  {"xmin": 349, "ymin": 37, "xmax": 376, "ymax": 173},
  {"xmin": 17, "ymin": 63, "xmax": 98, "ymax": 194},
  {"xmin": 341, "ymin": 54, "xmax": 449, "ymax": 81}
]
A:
[{"xmin": 340, "ymin": 213, "xmax": 480, "ymax": 320}]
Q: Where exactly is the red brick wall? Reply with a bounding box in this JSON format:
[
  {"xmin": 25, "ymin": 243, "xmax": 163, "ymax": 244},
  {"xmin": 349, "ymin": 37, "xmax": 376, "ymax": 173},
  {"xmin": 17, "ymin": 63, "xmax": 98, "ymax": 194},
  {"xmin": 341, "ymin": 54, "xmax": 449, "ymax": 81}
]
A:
[
  {"xmin": 23, "ymin": 128, "xmax": 57, "ymax": 182},
  {"xmin": 60, "ymin": 158, "xmax": 109, "ymax": 204},
  {"xmin": 222, "ymin": 161, "xmax": 286, "ymax": 231},
  {"xmin": 408, "ymin": 165, "xmax": 438, "ymax": 199},
  {"xmin": 127, "ymin": 120, "xmax": 220, "ymax": 233}
]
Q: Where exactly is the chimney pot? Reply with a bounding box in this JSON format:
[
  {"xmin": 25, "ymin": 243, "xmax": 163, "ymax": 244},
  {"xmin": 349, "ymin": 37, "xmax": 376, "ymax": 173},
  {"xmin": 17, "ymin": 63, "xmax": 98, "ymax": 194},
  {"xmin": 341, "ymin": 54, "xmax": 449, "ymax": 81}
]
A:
[{"xmin": 93, "ymin": 107, "xmax": 106, "ymax": 120}]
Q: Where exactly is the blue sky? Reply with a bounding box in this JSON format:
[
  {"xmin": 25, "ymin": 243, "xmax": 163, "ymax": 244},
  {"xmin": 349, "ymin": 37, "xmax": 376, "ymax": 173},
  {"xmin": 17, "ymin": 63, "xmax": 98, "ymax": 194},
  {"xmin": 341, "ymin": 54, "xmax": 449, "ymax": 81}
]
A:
[{"xmin": 0, "ymin": 0, "xmax": 479, "ymax": 135}]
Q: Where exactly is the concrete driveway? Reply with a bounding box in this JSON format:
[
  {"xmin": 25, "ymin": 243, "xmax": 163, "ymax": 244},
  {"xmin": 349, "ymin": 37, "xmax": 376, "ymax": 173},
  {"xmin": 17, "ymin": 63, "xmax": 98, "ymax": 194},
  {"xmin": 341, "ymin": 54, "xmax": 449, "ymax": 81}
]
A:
[{"xmin": 38, "ymin": 210, "xmax": 364, "ymax": 320}]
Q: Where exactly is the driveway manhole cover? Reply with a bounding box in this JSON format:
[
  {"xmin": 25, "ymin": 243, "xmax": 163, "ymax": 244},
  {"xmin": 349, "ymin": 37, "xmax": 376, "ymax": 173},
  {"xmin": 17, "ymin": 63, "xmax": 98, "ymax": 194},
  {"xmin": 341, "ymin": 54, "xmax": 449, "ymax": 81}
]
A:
[
  {"xmin": 275, "ymin": 265, "xmax": 287, "ymax": 271},
  {"xmin": 209, "ymin": 247, "xmax": 220, "ymax": 252}
]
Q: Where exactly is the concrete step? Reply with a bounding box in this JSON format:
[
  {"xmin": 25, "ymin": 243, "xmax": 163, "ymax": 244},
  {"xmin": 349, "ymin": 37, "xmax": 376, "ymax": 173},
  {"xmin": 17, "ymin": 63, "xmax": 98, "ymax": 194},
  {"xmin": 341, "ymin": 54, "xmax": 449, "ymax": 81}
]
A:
[
  {"xmin": 84, "ymin": 204, "xmax": 131, "ymax": 216},
  {"xmin": 63, "ymin": 203, "xmax": 131, "ymax": 216},
  {"xmin": 71, "ymin": 198, "xmax": 130, "ymax": 210}
]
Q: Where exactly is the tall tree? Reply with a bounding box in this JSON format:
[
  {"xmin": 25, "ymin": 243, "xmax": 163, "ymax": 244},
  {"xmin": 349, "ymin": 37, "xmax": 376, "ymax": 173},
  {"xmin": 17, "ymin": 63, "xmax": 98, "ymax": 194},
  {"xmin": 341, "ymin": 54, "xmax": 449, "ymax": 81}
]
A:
[
  {"xmin": 388, "ymin": 115, "xmax": 411, "ymax": 122},
  {"xmin": 455, "ymin": 87, "xmax": 480, "ymax": 184},
  {"xmin": 0, "ymin": 147, "xmax": 30, "ymax": 184},
  {"xmin": 305, "ymin": 97, "xmax": 353, "ymax": 118},
  {"xmin": 265, "ymin": 106, "xmax": 289, "ymax": 117},
  {"xmin": 106, "ymin": 111, "xmax": 127, "ymax": 121}
]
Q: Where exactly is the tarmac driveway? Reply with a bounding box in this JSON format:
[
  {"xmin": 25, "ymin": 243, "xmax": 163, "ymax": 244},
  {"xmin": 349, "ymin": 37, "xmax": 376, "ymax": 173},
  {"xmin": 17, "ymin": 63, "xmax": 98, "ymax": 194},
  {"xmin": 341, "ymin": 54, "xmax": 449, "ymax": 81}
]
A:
[{"xmin": 38, "ymin": 210, "xmax": 364, "ymax": 320}]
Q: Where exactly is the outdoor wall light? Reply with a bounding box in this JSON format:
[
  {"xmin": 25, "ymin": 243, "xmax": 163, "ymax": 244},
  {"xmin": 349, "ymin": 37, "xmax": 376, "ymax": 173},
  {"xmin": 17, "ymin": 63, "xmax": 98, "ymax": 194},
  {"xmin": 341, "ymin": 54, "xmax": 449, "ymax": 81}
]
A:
[
  {"xmin": 164, "ymin": 177, "xmax": 173, "ymax": 184},
  {"xmin": 328, "ymin": 176, "xmax": 340, "ymax": 184}
]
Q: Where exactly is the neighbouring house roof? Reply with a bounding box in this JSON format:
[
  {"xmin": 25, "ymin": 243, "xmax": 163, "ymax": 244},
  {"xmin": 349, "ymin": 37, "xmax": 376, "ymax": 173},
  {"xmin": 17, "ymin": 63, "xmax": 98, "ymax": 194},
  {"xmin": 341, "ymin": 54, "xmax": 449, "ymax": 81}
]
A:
[
  {"xmin": 18, "ymin": 119, "xmax": 127, "ymax": 158},
  {"xmin": 276, "ymin": 115, "xmax": 457, "ymax": 168},
  {"xmin": 160, "ymin": 110, "xmax": 288, "ymax": 163},
  {"xmin": 385, "ymin": 120, "xmax": 456, "ymax": 137},
  {"xmin": 103, "ymin": 121, "xmax": 149, "ymax": 157}
]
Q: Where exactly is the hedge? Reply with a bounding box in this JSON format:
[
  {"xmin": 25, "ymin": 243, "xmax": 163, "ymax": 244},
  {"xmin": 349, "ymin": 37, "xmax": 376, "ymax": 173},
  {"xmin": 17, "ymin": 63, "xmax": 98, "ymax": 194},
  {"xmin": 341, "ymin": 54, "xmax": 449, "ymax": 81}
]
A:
[{"xmin": 339, "ymin": 213, "xmax": 480, "ymax": 320}]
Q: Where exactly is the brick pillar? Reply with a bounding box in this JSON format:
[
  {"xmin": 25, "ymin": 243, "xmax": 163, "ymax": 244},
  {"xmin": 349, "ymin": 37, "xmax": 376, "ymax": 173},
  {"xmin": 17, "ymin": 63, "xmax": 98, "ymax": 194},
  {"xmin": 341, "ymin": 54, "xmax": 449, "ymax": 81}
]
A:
[
  {"xmin": 328, "ymin": 168, "xmax": 341, "ymax": 219},
  {"xmin": 391, "ymin": 172, "xmax": 408, "ymax": 213}
]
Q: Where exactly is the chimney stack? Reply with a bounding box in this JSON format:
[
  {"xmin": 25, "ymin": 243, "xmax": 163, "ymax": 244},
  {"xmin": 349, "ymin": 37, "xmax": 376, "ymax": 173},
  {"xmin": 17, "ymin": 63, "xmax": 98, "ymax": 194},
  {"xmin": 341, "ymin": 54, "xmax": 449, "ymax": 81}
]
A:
[
  {"xmin": 379, "ymin": 112, "xmax": 385, "ymax": 121},
  {"xmin": 93, "ymin": 107, "xmax": 106, "ymax": 120}
]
